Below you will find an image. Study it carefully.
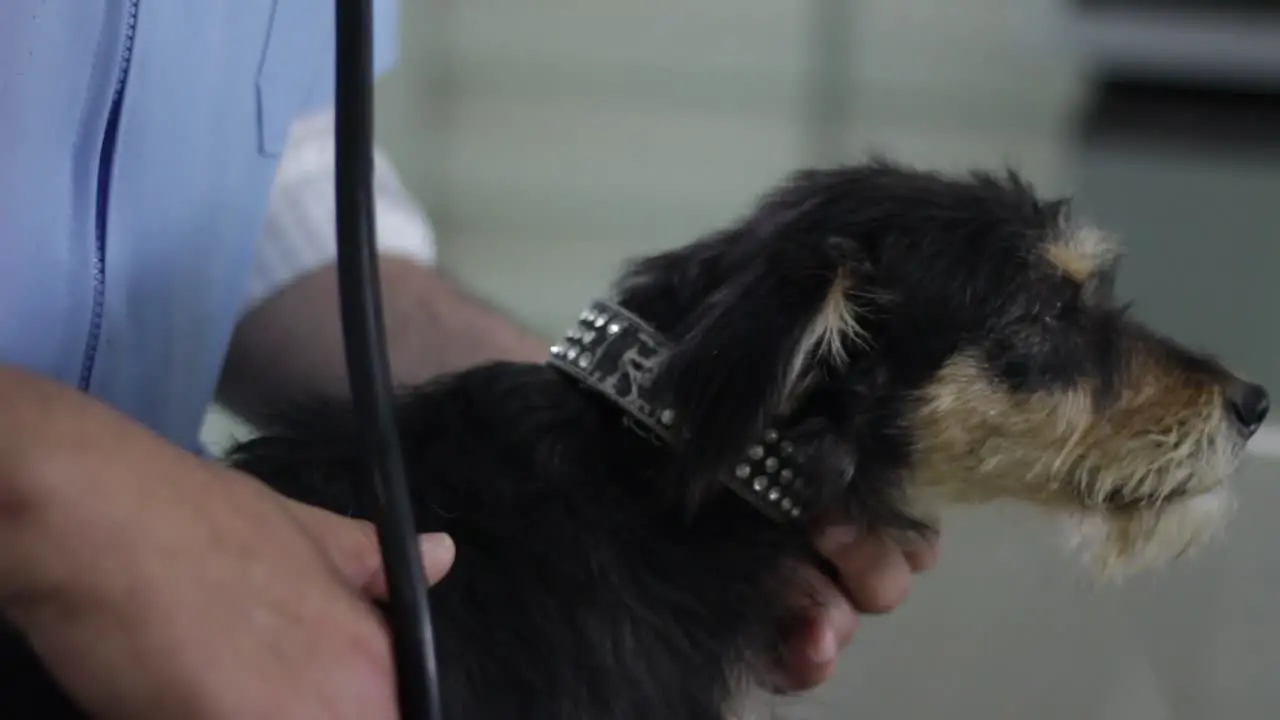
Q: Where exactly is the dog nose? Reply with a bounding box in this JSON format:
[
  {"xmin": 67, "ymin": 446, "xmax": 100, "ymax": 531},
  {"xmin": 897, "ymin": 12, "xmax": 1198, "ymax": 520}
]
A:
[{"xmin": 1226, "ymin": 379, "xmax": 1270, "ymax": 437}]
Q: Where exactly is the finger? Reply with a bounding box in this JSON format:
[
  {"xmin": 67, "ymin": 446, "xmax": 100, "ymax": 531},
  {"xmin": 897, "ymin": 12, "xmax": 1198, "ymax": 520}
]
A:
[
  {"xmin": 361, "ymin": 533, "xmax": 456, "ymax": 598},
  {"xmin": 773, "ymin": 565, "xmax": 859, "ymax": 691},
  {"xmin": 903, "ymin": 533, "xmax": 940, "ymax": 573},
  {"xmin": 817, "ymin": 527, "xmax": 912, "ymax": 615}
]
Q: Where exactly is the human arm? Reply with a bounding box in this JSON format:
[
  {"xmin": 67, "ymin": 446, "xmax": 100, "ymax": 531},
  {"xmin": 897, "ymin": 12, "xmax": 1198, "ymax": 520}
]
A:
[
  {"xmin": 215, "ymin": 109, "xmax": 546, "ymax": 425},
  {"xmin": 0, "ymin": 364, "xmax": 454, "ymax": 719}
]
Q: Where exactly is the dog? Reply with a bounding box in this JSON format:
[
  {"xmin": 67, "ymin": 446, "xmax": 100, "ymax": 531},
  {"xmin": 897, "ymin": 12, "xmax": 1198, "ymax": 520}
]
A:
[{"xmin": 1, "ymin": 160, "xmax": 1267, "ymax": 719}]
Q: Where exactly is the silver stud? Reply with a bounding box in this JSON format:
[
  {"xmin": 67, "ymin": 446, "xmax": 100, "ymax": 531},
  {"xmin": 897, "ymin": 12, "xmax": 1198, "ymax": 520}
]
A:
[
  {"xmin": 779, "ymin": 441, "xmax": 794, "ymax": 456},
  {"xmin": 550, "ymin": 345, "xmax": 565, "ymax": 356},
  {"xmin": 780, "ymin": 498, "xmax": 794, "ymax": 511},
  {"xmin": 763, "ymin": 429, "xmax": 779, "ymax": 444},
  {"xmin": 577, "ymin": 353, "xmax": 593, "ymax": 368},
  {"xmin": 565, "ymin": 347, "xmax": 579, "ymax": 360},
  {"xmin": 593, "ymin": 316, "xmax": 608, "ymax": 329},
  {"xmin": 659, "ymin": 408, "xmax": 676, "ymax": 426},
  {"xmin": 764, "ymin": 457, "xmax": 779, "ymax": 473},
  {"xmin": 752, "ymin": 477, "xmax": 768, "ymax": 492},
  {"xmin": 767, "ymin": 487, "xmax": 781, "ymax": 502},
  {"xmin": 790, "ymin": 506, "xmax": 802, "ymax": 518},
  {"xmin": 582, "ymin": 330, "xmax": 596, "ymax": 344},
  {"xmin": 780, "ymin": 469, "xmax": 794, "ymax": 484},
  {"xmin": 567, "ymin": 328, "xmax": 581, "ymax": 340},
  {"xmin": 747, "ymin": 445, "xmax": 764, "ymax": 460},
  {"xmin": 579, "ymin": 310, "xmax": 593, "ymax": 322},
  {"xmin": 735, "ymin": 464, "xmax": 751, "ymax": 479},
  {"xmin": 607, "ymin": 323, "xmax": 622, "ymax": 335}
]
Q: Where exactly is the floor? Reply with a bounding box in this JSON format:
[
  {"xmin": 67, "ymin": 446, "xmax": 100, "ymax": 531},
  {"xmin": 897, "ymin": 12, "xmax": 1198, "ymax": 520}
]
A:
[{"xmin": 205, "ymin": 1, "xmax": 1280, "ymax": 716}]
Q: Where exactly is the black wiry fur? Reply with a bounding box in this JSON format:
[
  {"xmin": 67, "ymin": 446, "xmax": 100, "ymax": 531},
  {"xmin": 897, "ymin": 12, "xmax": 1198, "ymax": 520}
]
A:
[{"xmin": 0, "ymin": 160, "xmax": 1259, "ymax": 718}]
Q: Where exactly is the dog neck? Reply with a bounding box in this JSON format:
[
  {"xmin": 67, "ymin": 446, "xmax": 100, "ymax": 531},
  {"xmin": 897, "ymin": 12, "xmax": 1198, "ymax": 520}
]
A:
[{"xmin": 547, "ymin": 299, "xmax": 809, "ymax": 524}]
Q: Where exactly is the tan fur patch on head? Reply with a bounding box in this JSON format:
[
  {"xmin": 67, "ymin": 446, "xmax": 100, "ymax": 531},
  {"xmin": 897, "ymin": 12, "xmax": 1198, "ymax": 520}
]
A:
[
  {"xmin": 905, "ymin": 356, "xmax": 1096, "ymax": 506},
  {"xmin": 903, "ymin": 350, "xmax": 1241, "ymax": 580},
  {"xmin": 1043, "ymin": 226, "xmax": 1120, "ymax": 283}
]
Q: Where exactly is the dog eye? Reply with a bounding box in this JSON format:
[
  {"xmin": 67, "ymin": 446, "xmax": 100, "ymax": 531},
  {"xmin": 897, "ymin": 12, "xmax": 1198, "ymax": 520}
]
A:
[
  {"xmin": 1046, "ymin": 297, "xmax": 1075, "ymax": 323},
  {"xmin": 1000, "ymin": 356, "xmax": 1033, "ymax": 388}
]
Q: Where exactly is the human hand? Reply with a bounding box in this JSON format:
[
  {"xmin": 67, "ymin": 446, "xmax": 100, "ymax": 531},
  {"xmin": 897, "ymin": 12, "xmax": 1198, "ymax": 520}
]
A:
[
  {"xmin": 772, "ymin": 526, "xmax": 939, "ymax": 690},
  {"xmin": 0, "ymin": 389, "xmax": 453, "ymax": 720}
]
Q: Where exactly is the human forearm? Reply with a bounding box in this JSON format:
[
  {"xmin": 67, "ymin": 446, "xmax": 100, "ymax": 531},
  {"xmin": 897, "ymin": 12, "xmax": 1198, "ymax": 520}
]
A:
[
  {"xmin": 217, "ymin": 109, "xmax": 549, "ymax": 424},
  {"xmin": 0, "ymin": 365, "xmax": 194, "ymax": 611},
  {"xmin": 0, "ymin": 366, "xmax": 455, "ymax": 720},
  {"xmin": 217, "ymin": 259, "xmax": 548, "ymax": 424},
  {"xmin": 0, "ymin": 367, "xmax": 67, "ymax": 605},
  {"xmin": 0, "ymin": 365, "xmax": 107, "ymax": 603}
]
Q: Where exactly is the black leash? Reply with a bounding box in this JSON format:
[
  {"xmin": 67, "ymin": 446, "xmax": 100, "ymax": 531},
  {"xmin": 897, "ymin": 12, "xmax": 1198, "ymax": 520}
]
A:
[{"xmin": 333, "ymin": 1, "xmax": 443, "ymax": 718}]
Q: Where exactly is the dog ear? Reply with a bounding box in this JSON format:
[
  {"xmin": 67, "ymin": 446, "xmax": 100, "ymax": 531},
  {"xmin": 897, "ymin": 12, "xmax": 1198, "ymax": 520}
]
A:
[{"xmin": 653, "ymin": 236, "xmax": 871, "ymax": 488}]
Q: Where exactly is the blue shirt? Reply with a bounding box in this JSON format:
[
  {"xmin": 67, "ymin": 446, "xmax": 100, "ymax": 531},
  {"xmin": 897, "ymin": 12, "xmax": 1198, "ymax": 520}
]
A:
[{"xmin": 0, "ymin": 0, "xmax": 399, "ymax": 452}]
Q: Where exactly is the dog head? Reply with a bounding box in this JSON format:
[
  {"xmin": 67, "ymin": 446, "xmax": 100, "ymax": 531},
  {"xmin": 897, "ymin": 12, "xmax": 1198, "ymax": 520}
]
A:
[{"xmin": 611, "ymin": 161, "xmax": 1267, "ymax": 580}]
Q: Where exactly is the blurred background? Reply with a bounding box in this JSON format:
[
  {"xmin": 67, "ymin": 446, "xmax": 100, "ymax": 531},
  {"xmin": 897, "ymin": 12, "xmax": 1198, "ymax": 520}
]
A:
[{"xmin": 211, "ymin": 0, "xmax": 1280, "ymax": 717}]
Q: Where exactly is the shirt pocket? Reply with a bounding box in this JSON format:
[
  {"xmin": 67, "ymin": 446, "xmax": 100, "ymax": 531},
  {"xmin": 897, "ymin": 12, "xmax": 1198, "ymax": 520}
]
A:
[{"xmin": 255, "ymin": 0, "xmax": 330, "ymax": 157}]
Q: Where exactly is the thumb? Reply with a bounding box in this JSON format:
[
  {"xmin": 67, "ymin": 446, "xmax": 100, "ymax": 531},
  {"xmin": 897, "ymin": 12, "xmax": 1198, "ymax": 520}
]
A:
[
  {"xmin": 360, "ymin": 533, "xmax": 456, "ymax": 599},
  {"xmin": 280, "ymin": 497, "xmax": 455, "ymax": 595}
]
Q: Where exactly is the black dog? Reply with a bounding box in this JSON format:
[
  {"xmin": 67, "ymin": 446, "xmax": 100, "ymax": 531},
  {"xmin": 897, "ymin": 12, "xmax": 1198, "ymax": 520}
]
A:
[{"xmin": 2, "ymin": 160, "xmax": 1267, "ymax": 719}]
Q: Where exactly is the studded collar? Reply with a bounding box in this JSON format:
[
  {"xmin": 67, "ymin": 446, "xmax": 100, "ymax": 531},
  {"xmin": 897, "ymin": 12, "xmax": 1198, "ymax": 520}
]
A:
[{"xmin": 547, "ymin": 299, "xmax": 809, "ymax": 523}]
